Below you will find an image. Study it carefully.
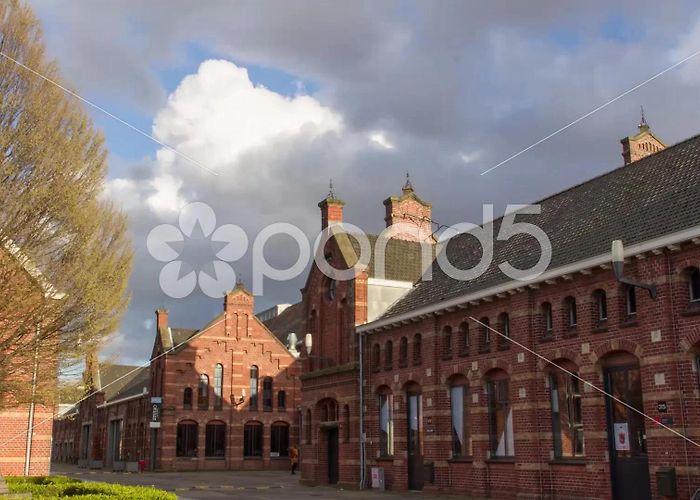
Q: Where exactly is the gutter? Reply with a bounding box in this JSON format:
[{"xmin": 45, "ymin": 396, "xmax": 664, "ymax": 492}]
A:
[{"xmin": 358, "ymin": 224, "xmax": 700, "ymax": 333}]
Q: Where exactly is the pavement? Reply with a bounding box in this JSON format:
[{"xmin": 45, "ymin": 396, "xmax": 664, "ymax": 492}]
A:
[{"xmin": 48, "ymin": 463, "xmax": 462, "ymax": 499}]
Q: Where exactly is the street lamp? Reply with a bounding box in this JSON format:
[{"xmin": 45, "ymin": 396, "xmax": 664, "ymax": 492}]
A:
[{"xmin": 611, "ymin": 240, "xmax": 658, "ymax": 299}]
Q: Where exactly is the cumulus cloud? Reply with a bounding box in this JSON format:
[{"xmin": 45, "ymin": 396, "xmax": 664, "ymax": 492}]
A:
[{"xmin": 369, "ymin": 130, "xmax": 395, "ymax": 150}]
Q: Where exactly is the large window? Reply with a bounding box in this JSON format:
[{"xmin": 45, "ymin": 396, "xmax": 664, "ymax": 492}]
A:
[
  {"xmin": 271, "ymin": 422, "xmax": 290, "ymax": 457},
  {"xmin": 183, "ymin": 388, "xmax": 192, "ymax": 410},
  {"xmin": 205, "ymin": 421, "xmax": 226, "ymax": 458},
  {"xmin": 378, "ymin": 392, "xmax": 394, "ymax": 457},
  {"xmin": 243, "ymin": 422, "xmax": 263, "ymax": 457},
  {"xmin": 176, "ymin": 421, "xmax": 198, "ymax": 457},
  {"xmin": 263, "ymin": 377, "xmax": 273, "ymax": 411},
  {"xmin": 198, "ymin": 374, "xmax": 209, "ymax": 410},
  {"xmin": 550, "ymin": 370, "xmax": 584, "ymax": 458},
  {"xmin": 214, "ymin": 364, "xmax": 223, "ymax": 410},
  {"xmin": 249, "ymin": 366, "xmax": 259, "ymax": 410},
  {"xmin": 689, "ymin": 267, "xmax": 700, "ymax": 303},
  {"xmin": 487, "ymin": 375, "xmax": 513, "ymax": 458},
  {"xmin": 450, "ymin": 381, "xmax": 471, "ymax": 458}
]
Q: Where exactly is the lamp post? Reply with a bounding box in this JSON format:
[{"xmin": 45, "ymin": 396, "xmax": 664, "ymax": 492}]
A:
[{"xmin": 611, "ymin": 240, "xmax": 658, "ymax": 299}]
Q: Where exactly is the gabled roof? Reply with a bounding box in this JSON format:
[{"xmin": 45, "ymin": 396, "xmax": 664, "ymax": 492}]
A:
[
  {"xmin": 263, "ymin": 302, "xmax": 304, "ymax": 344},
  {"xmin": 379, "ymin": 132, "xmax": 700, "ymax": 320},
  {"xmin": 98, "ymin": 364, "xmax": 149, "ymax": 402}
]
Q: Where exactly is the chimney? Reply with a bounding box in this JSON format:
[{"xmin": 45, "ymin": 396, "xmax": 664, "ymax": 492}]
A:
[
  {"xmin": 318, "ymin": 180, "xmax": 345, "ymax": 230},
  {"xmin": 155, "ymin": 308, "xmax": 169, "ymax": 329},
  {"xmin": 620, "ymin": 107, "xmax": 666, "ymax": 165},
  {"xmin": 383, "ymin": 173, "xmax": 434, "ymax": 243},
  {"xmin": 225, "ymin": 280, "xmax": 254, "ymax": 314}
]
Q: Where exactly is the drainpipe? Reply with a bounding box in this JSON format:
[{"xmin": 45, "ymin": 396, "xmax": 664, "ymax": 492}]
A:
[
  {"xmin": 24, "ymin": 325, "xmax": 40, "ymax": 476},
  {"xmin": 358, "ymin": 330, "xmax": 365, "ymax": 489}
]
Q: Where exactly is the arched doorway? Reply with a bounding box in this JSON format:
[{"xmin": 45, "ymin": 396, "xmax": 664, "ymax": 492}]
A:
[
  {"xmin": 404, "ymin": 381, "xmax": 423, "ymax": 491},
  {"xmin": 318, "ymin": 398, "xmax": 339, "ymax": 485},
  {"xmin": 600, "ymin": 351, "xmax": 651, "ymax": 500}
]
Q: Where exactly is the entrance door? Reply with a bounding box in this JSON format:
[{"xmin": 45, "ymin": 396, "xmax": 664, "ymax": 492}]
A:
[
  {"xmin": 107, "ymin": 419, "xmax": 123, "ymax": 467},
  {"xmin": 604, "ymin": 364, "xmax": 651, "ymax": 500},
  {"xmin": 407, "ymin": 392, "xmax": 423, "ymax": 491},
  {"xmin": 327, "ymin": 427, "xmax": 339, "ymax": 485}
]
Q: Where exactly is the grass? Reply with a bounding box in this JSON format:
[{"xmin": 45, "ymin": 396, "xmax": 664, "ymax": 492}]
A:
[{"xmin": 5, "ymin": 476, "xmax": 176, "ymax": 499}]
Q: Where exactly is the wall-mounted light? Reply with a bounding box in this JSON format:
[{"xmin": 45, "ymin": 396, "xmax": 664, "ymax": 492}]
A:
[
  {"xmin": 611, "ymin": 240, "xmax": 658, "ymax": 299},
  {"xmin": 305, "ymin": 333, "xmax": 313, "ymax": 355}
]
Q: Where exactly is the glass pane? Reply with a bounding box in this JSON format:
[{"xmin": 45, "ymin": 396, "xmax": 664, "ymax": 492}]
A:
[{"xmin": 451, "ymin": 386, "xmax": 464, "ymax": 456}]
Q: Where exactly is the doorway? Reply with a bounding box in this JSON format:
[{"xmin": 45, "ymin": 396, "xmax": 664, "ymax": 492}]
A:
[
  {"xmin": 107, "ymin": 419, "xmax": 123, "ymax": 468},
  {"xmin": 407, "ymin": 390, "xmax": 423, "ymax": 491},
  {"xmin": 603, "ymin": 363, "xmax": 651, "ymax": 500},
  {"xmin": 326, "ymin": 427, "xmax": 339, "ymax": 485}
]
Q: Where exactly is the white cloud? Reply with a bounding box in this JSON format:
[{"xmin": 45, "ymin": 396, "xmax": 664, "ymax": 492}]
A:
[
  {"xmin": 369, "ymin": 130, "xmax": 396, "ymax": 150},
  {"xmin": 459, "ymin": 150, "xmax": 482, "ymax": 164}
]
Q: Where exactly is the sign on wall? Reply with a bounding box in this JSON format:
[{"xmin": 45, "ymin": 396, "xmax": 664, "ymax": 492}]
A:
[{"xmin": 150, "ymin": 396, "xmax": 162, "ymax": 429}]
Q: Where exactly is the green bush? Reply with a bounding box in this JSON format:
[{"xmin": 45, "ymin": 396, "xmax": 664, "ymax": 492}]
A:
[{"xmin": 6, "ymin": 476, "xmax": 176, "ymax": 499}]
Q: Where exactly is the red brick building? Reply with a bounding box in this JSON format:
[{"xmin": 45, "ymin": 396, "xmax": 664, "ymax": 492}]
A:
[
  {"xmin": 53, "ymin": 283, "xmax": 301, "ymax": 472},
  {"xmin": 300, "ymin": 124, "xmax": 700, "ymax": 499}
]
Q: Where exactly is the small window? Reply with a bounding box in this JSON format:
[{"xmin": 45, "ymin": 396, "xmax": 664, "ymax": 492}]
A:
[
  {"xmin": 378, "ymin": 392, "xmax": 394, "ymax": 457},
  {"xmin": 498, "ymin": 313, "xmax": 510, "ymax": 349},
  {"xmin": 550, "ymin": 370, "xmax": 584, "ymax": 458},
  {"xmin": 249, "ymin": 366, "xmax": 259, "ymax": 410},
  {"xmin": 183, "ymin": 388, "xmax": 193, "ymax": 410},
  {"xmin": 689, "ymin": 268, "xmax": 700, "ymax": 303},
  {"xmin": 413, "ymin": 333, "xmax": 422, "ymax": 365},
  {"xmin": 205, "ymin": 421, "xmax": 226, "ymax": 458},
  {"xmin": 565, "ymin": 297, "xmax": 577, "ymax": 328},
  {"xmin": 458, "ymin": 322, "xmax": 469, "ymax": 356},
  {"xmin": 480, "ymin": 317, "xmax": 490, "ymax": 352},
  {"xmin": 542, "ymin": 302, "xmax": 553, "ymax": 337},
  {"xmin": 271, "ymin": 422, "xmax": 289, "ymax": 457},
  {"xmin": 384, "ymin": 340, "xmax": 393, "ymax": 369},
  {"xmin": 176, "ymin": 421, "xmax": 198, "ymax": 457},
  {"xmin": 277, "ymin": 391, "xmax": 286, "ymax": 411},
  {"xmin": 442, "ymin": 326, "xmax": 453, "ymax": 359},
  {"xmin": 263, "ymin": 377, "xmax": 273, "ymax": 411},
  {"xmin": 198, "ymin": 374, "xmax": 209, "ymax": 410},
  {"xmin": 399, "ymin": 337, "xmax": 408, "ymax": 367},
  {"xmin": 372, "ymin": 344, "xmax": 381, "ymax": 373},
  {"xmin": 593, "ymin": 290, "xmax": 607, "ymax": 324},
  {"xmin": 214, "ymin": 364, "xmax": 223, "ymax": 410},
  {"xmin": 243, "ymin": 422, "xmax": 263, "ymax": 457},
  {"xmin": 625, "ymin": 286, "xmax": 637, "ymax": 317}
]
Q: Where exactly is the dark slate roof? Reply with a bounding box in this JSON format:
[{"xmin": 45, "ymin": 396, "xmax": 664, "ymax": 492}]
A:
[
  {"xmin": 262, "ymin": 302, "xmax": 304, "ymax": 344},
  {"xmin": 348, "ymin": 234, "xmax": 432, "ymax": 282},
  {"xmin": 171, "ymin": 328, "xmax": 198, "ymax": 346},
  {"xmin": 382, "ymin": 133, "xmax": 700, "ymax": 319},
  {"xmin": 99, "ymin": 364, "xmax": 150, "ymax": 402}
]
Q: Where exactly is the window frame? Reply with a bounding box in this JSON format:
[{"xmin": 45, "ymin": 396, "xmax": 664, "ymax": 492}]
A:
[
  {"xmin": 690, "ymin": 268, "xmax": 700, "ymax": 303},
  {"xmin": 549, "ymin": 370, "xmax": 584, "ymax": 459},
  {"xmin": 243, "ymin": 421, "xmax": 263, "ymax": 458},
  {"xmin": 594, "ymin": 290, "xmax": 608, "ymax": 325},
  {"xmin": 270, "ymin": 422, "xmax": 290, "ymax": 457},
  {"xmin": 277, "ymin": 390, "xmax": 286, "ymax": 411},
  {"xmin": 198, "ymin": 374, "xmax": 209, "ymax": 410},
  {"xmin": 176, "ymin": 421, "xmax": 198, "ymax": 458},
  {"xmin": 183, "ymin": 387, "xmax": 193, "ymax": 410},
  {"xmin": 450, "ymin": 382, "xmax": 471, "ymax": 459},
  {"xmin": 262, "ymin": 377, "xmax": 273, "ymax": 412},
  {"xmin": 205, "ymin": 421, "xmax": 226, "ymax": 458},
  {"xmin": 458, "ymin": 322, "xmax": 469, "ymax": 356},
  {"xmin": 542, "ymin": 302, "xmax": 553, "ymax": 337},
  {"xmin": 378, "ymin": 392, "xmax": 394, "ymax": 457},
  {"xmin": 214, "ymin": 364, "xmax": 223, "ymax": 411},
  {"xmin": 442, "ymin": 326, "xmax": 453, "ymax": 359},
  {"xmin": 625, "ymin": 285, "xmax": 637, "ymax": 318},
  {"xmin": 486, "ymin": 376, "xmax": 514, "ymax": 458},
  {"xmin": 412, "ymin": 333, "xmax": 422, "ymax": 365},
  {"xmin": 249, "ymin": 366, "xmax": 259, "ymax": 410}
]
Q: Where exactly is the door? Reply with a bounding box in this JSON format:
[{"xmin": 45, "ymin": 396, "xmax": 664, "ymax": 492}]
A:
[
  {"xmin": 604, "ymin": 364, "xmax": 651, "ymax": 500},
  {"xmin": 327, "ymin": 427, "xmax": 339, "ymax": 485},
  {"xmin": 107, "ymin": 419, "xmax": 123, "ymax": 467},
  {"xmin": 407, "ymin": 392, "xmax": 424, "ymax": 490}
]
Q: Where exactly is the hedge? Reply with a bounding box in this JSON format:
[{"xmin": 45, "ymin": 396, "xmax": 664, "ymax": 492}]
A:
[{"xmin": 5, "ymin": 476, "xmax": 177, "ymax": 499}]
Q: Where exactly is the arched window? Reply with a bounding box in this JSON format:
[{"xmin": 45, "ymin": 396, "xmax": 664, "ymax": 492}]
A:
[
  {"xmin": 277, "ymin": 390, "xmax": 286, "ymax": 411},
  {"xmin": 549, "ymin": 362, "xmax": 584, "ymax": 458},
  {"xmin": 205, "ymin": 421, "xmax": 226, "ymax": 458},
  {"xmin": 243, "ymin": 421, "xmax": 263, "ymax": 457},
  {"xmin": 413, "ymin": 333, "xmax": 422, "ymax": 365},
  {"xmin": 688, "ymin": 267, "xmax": 700, "ymax": 303},
  {"xmin": 593, "ymin": 290, "xmax": 607, "ymax": 325},
  {"xmin": 486, "ymin": 371, "xmax": 513, "ymax": 457},
  {"xmin": 249, "ymin": 366, "xmax": 259, "ymax": 410},
  {"xmin": 458, "ymin": 322, "xmax": 469, "ymax": 356},
  {"xmin": 305, "ymin": 409, "xmax": 312, "ymax": 444},
  {"xmin": 442, "ymin": 326, "xmax": 453, "ymax": 359},
  {"xmin": 479, "ymin": 317, "xmax": 490, "ymax": 352},
  {"xmin": 498, "ymin": 313, "xmax": 510, "ymax": 350},
  {"xmin": 564, "ymin": 297, "xmax": 577, "ymax": 328},
  {"xmin": 214, "ymin": 364, "xmax": 223, "ymax": 410},
  {"xmin": 198, "ymin": 374, "xmax": 209, "ymax": 410},
  {"xmin": 384, "ymin": 340, "xmax": 393, "ymax": 369},
  {"xmin": 176, "ymin": 420, "xmax": 198, "ymax": 457},
  {"xmin": 450, "ymin": 375, "xmax": 471, "ymax": 458},
  {"xmin": 399, "ymin": 337, "xmax": 408, "ymax": 367},
  {"xmin": 183, "ymin": 388, "xmax": 193, "ymax": 410},
  {"xmin": 263, "ymin": 377, "xmax": 273, "ymax": 411},
  {"xmin": 372, "ymin": 344, "xmax": 381, "ymax": 372},
  {"xmin": 377, "ymin": 387, "xmax": 394, "ymax": 457},
  {"xmin": 271, "ymin": 422, "xmax": 290, "ymax": 457},
  {"xmin": 542, "ymin": 302, "xmax": 553, "ymax": 338},
  {"xmin": 624, "ymin": 286, "xmax": 637, "ymax": 318}
]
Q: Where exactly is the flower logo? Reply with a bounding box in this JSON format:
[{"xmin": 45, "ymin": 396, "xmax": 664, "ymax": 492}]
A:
[{"xmin": 147, "ymin": 202, "xmax": 248, "ymax": 298}]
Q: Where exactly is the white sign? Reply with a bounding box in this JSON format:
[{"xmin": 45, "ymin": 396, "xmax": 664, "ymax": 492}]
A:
[{"xmin": 614, "ymin": 422, "xmax": 630, "ymax": 451}]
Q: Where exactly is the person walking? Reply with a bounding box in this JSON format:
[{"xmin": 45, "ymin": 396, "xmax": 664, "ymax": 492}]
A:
[{"xmin": 290, "ymin": 445, "xmax": 299, "ymax": 475}]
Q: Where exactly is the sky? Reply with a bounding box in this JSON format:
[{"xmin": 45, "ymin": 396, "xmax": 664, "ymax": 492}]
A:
[{"xmin": 26, "ymin": 0, "xmax": 700, "ymax": 365}]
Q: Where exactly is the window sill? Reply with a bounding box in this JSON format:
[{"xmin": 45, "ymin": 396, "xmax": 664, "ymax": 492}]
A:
[
  {"xmin": 398, "ymin": 362, "xmax": 408, "ymax": 369},
  {"xmin": 458, "ymin": 350, "xmax": 469, "ymax": 357},
  {"xmin": 592, "ymin": 325, "xmax": 609, "ymax": 334},
  {"xmin": 620, "ymin": 318, "xmax": 638, "ymax": 328},
  {"xmin": 376, "ymin": 456, "xmax": 394, "ymax": 462},
  {"xmin": 682, "ymin": 305, "xmax": 700, "ymax": 317},
  {"xmin": 447, "ymin": 457, "xmax": 473, "ymax": 464},
  {"xmin": 384, "ymin": 366, "xmax": 393, "ymax": 371},
  {"xmin": 243, "ymin": 456, "xmax": 263, "ymax": 460},
  {"xmin": 271, "ymin": 456, "xmax": 290, "ymax": 460},
  {"xmin": 497, "ymin": 344, "xmax": 510, "ymax": 351},
  {"xmin": 478, "ymin": 346, "xmax": 491, "ymax": 354},
  {"xmin": 486, "ymin": 457, "xmax": 515, "ymax": 464},
  {"xmin": 549, "ymin": 458, "xmax": 586, "ymax": 466},
  {"xmin": 412, "ymin": 360, "xmax": 422, "ymax": 366},
  {"xmin": 442, "ymin": 354, "xmax": 453, "ymax": 361},
  {"xmin": 205, "ymin": 457, "xmax": 225, "ymax": 460},
  {"xmin": 539, "ymin": 335, "xmax": 553, "ymax": 343},
  {"xmin": 562, "ymin": 327, "xmax": 578, "ymax": 338}
]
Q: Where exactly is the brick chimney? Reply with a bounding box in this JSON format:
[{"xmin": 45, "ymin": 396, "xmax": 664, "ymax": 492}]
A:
[
  {"xmin": 155, "ymin": 308, "xmax": 169, "ymax": 329},
  {"xmin": 318, "ymin": 180, "xmax": 344, "ymax": 230},
  {"xmin": 383, "ymin": 174, "xmax": 434, "ymax": 243},
  {"xmin": 620, "ymin": 107, "xmax": 666, "ymax": 165}
]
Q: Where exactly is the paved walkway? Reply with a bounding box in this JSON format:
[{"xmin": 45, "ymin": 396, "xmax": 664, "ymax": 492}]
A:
[{"xmin": 49, "ymin": 464, "xmax": 464, "ymax": 499}]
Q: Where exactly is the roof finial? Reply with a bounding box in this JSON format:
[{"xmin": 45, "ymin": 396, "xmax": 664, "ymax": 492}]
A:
[
  {"xmin": 403, "ymin": 171, "xmax": 413, "ymax": 191},
  {"xmin": 639, "ymin": 105, "xmax": 648, "ymax": 129},
  {"xmin": 328, "ymin": 178, "xmax": 335, "ymax": 198}
]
